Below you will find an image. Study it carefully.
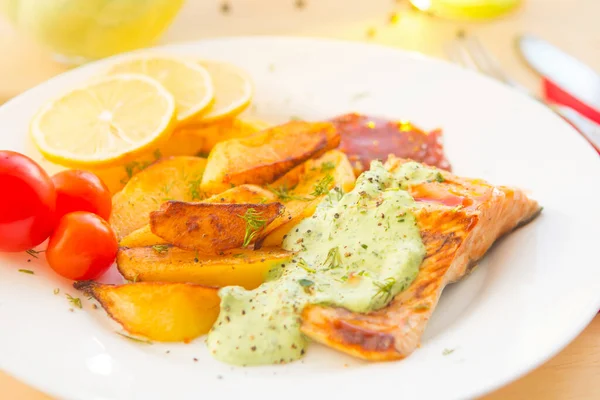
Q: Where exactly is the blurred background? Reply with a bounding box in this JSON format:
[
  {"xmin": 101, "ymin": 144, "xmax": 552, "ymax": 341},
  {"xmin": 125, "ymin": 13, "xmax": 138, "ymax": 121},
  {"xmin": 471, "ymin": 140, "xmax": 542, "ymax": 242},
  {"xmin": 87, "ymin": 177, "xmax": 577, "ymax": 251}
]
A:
[{"xmin": 0, "ymin": 0, "xmax": 597, "ymax": 103}]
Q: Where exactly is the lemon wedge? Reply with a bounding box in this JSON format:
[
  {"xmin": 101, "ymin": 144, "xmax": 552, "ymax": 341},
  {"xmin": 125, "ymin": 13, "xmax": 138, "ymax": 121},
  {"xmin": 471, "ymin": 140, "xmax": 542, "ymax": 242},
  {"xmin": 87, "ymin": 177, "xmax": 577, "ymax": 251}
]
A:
[
  {"xmin": 186, "ymin": 60, "xmax": 253, "ymax": 125},
  {"xmin": 30, "ymin": 74, "xmax": 176, "ymax": 168},
  {"xmin": 107, "ymin": 55, "xmax": 214, "ymax": 124}
]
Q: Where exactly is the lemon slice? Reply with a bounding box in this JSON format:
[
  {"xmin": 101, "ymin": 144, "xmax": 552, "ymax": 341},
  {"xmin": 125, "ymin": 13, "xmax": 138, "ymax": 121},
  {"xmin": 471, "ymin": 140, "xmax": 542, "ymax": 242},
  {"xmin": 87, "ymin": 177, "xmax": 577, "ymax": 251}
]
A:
[
  {"xmin": 186, "ymin": 60, "xmax": 253, "ymax": 125},
  {"xmin": 31, "ymin": 74, "xmax": 176, "ymax": 168},
  {"xmin": 107, "ymin": 55, "xmax": 214, "ymax": 123}
]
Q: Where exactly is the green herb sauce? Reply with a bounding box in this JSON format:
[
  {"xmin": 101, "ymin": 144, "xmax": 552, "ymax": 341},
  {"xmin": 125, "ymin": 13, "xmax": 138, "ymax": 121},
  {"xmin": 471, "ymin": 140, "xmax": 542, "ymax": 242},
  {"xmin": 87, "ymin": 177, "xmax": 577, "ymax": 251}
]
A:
[{"xmin": 207, "ymin": 161, "xmax": 439, "ymax": 365}]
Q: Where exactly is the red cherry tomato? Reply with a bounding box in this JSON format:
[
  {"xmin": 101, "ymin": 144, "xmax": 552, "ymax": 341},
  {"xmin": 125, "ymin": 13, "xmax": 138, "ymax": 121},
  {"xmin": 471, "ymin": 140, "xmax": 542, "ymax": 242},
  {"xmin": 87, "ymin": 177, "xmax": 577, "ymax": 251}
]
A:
[
  {"xmin": 46, "ymin": 212, "xmax": 118, "ymax": 280},
  {"xmin": 52, "ymin": 170, "xmax": 112, "ymax": 221},
  {"xmin": 0, "ymin": 151, "xmax": 56, "ymax": 252}
]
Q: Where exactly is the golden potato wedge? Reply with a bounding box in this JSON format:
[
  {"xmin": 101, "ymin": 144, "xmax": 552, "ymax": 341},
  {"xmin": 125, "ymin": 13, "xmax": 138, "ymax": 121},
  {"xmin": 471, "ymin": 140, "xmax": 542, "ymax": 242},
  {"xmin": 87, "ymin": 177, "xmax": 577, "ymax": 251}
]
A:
[
  {"xmin": 119, "ymin": 184, "xmax": 277, "ymax": 247},
  {"xmin": 200, "ymin": 121, "xmax": 340, "ymax": 194},
  {"xmin": 110, "ymin": 156, "xmax": 207, "ymax": 240},
  {"xmin": 77, "ymin": 118, "xmax": 268, "ymax": 194},
  {"xmin": 173, "ymin": 117, "xmax": 271, "ymax": 158},
  {"xmin": 203, "ymin": 184, "xmax": 277, "ymax": 204},
  {"xmin": 119, "ymin": 225, "xmax": 166, "ymax": 248},
  {"xmin": 74, "ymin": 281, "xmax": 219, "ymax": 342},
  {"xmin": 117, "ymin": 246, "xmax": 293, "ymax": 289},
  {"xmin": 260, "ymin": 150, "xmax": 355, "ymax": 247},
  {"xmin": 150, "ymin": 202, "xmax": 283, "ymax": 253}
]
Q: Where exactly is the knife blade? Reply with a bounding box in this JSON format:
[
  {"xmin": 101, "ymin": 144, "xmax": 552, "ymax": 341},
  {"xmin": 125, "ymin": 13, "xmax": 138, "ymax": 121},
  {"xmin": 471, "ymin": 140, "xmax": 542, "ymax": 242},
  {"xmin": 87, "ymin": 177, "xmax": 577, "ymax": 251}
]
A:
[
  {"xmin": 517, "ymin": 34, "xmax": 600, "ymax": 114},
  {"xmin": 550, "ymin": 104, "xmax": 600, "ymax": 153}
]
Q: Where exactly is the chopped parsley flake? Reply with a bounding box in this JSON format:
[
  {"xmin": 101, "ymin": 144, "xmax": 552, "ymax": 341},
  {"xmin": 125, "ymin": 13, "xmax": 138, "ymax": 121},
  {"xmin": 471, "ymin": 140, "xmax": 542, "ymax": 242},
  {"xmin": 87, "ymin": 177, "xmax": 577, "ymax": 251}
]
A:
[
  {"xmin": 311, "ymin": 174, "xmax": 334, "ymax": 196},
  {"xmin": 239, "ymin": 208, "xmax": 268, "ymax": 247},
  {"xmin": 320, "ymin": 161, "xmax": 335, "ymax": 172},
  {"xmin": 117, "ymin": 332, "xmax": 153, "ymax": 344},
  {"xmin": 298, "ymin": 279, "xmax": 314, "ymax": 287},
  {"xmin": 66, "ymin": 294, "xmax": 82, "ymax": 309},
  {"xmin": 25, "ymin": 249, "xmax": 44, "ymax": 258},
  {"xmin": 18, "ymin": 269, "xmax": 34, "ymax": 274},
  {"xmin": 442, "ymin": 348, "xmax": 455, "ymax": 356},
  {"xmin": 152, "ymin": 244, "xmax": 170, "ymax": 254}
]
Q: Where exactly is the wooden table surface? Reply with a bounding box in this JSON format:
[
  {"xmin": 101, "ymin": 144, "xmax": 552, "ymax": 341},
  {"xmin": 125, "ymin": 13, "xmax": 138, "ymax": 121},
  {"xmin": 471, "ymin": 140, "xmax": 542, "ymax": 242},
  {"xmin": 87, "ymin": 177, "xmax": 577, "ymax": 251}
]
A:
[{"xmin": 1, "ymin": 0, "xmax": 598, "ymax": 398}]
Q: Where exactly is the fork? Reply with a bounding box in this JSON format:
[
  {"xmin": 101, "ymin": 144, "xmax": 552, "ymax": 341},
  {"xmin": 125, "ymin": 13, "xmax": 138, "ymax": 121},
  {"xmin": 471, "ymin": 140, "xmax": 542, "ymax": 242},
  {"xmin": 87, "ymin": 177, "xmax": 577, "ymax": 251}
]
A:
[{"xmin": 444, "ymin": 32, "xmax": 600, "ymax": 152}]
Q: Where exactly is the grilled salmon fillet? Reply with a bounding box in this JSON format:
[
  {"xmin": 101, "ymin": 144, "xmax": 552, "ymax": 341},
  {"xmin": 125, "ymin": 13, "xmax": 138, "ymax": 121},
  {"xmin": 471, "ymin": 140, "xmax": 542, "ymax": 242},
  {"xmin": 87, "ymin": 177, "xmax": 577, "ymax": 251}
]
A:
[{"xmin": 301, "ymin": 156, "xmax": 541, "ymax": 361}]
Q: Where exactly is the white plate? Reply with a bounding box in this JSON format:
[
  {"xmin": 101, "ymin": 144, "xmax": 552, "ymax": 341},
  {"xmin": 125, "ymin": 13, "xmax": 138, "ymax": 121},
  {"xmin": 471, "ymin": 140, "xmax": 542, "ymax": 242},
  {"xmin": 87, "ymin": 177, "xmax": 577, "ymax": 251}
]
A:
[{"xmin": 1, "ymin": 37, "xmax": 599, "ymax": 400}]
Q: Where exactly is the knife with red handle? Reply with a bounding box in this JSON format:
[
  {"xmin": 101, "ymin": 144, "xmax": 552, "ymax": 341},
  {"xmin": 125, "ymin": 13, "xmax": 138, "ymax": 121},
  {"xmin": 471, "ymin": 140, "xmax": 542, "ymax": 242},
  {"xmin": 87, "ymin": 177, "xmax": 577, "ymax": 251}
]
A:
[
  {"xmin": 517, "ymin": 34, "xmax": 600, "ymax": 123},
  {"xmin": 517, "ymin": 35, "xmax": 600, "ymax": 152}
]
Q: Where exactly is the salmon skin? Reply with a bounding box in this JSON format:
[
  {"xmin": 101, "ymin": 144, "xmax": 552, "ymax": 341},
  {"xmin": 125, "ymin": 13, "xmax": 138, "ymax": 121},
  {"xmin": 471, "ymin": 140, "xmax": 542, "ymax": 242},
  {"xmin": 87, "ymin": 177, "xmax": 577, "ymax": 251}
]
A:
[{"xmin": 301, "ymin": 156, "xmax": 541, "ymax": 361}]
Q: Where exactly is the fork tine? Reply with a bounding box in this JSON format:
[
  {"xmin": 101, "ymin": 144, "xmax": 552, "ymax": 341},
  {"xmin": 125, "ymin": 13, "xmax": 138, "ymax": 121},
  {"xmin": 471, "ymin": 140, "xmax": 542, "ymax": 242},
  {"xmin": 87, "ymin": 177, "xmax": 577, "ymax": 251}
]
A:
[
  {"xmin": 446, "ymin": 32, "xmax": 536, "ymax": 99},
  {"xmin": 443, "ymin": 40, "xmax": 478, "ymax": 71},
  {"xmin": 463, "ymin": 35, "xmax": 516, "ymax": 85}
]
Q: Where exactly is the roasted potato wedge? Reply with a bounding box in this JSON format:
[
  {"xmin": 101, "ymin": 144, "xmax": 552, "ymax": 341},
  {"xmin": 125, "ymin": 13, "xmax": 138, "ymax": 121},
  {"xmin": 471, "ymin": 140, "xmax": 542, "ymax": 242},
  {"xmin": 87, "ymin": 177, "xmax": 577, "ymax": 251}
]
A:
[
  {"xmin": 173, "ymin": 118, "xmax": 270, "ymax": 157},
  {"xmin": 119, "ymin": 225, "xmax": 166, "ymax": 248},
  {"xmin": 202, "ymin": 183, "xmax": 277, "ymax": 204},
  {"xmin": 261, "ymin": 150, "xmax": 355, "ymax": 247},
  {"xmin": 74, "ymin": 281, "xmax": 220, "ymax": 342},
  {"xmin": 80, "ymin": 118, "xmax": 268, "ymax": 194},
  {"xmin": 200, "ymin": 121, "xmax": 340, "ymax": 194},
  {"xmin": 117, "ymin": 246, "xmax": 293, "ymax": 289},
  {"xmin": 110, "ymin": 156, "xmax": 207, "ymax": 240},
  {"xmin": 150, "ymin": 202, "xmax": 283, "ymax": 253},
  {"xmin": 119, "ymin": 184, "xmax": 277, "ymax": 247}
]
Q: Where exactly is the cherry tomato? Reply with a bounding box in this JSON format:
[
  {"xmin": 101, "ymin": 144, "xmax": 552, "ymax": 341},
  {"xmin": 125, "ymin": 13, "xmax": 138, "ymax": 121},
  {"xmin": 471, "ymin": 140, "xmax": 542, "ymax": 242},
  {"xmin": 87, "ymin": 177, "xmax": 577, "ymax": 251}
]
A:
[
  {"xmin": 46, "ymin": 212, "xmax": 118, "ymax": 280},
  {"xmin": 52, "ymin": 170, "xmax": 111, "ymax": 221},
  {"xmin": 0, "ymin": 151, "xmax": 56, "ymax": 252}
]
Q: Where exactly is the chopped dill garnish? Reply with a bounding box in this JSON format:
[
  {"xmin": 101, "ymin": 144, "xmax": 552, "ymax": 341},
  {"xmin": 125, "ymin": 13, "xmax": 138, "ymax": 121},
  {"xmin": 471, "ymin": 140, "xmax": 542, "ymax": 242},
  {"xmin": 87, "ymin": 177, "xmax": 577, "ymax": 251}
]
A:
[
  {"xmin": 188, "ymin": 175, "xmax": 204, "ymax": 200},
  {"xmin": 320, "ymin": 161, "xmax": 335, "ymax": 172},
  {"xmin": 373, "ymin": 277, "xmax": 396, "ymax": 302},
  {"xmin": 297, "ymin": 258, "xmax": 316, "ymax": 273},
  {"xmin": 350, "ymin": 92, "xmax": 370, "ymax": 102},
  {"xmin": 442, "ymin": 348, "xmax": 455, "ymax": 356},
  {"xmin": 328, "ymin": 186, "xmax": 344, "ymax": 204},
  {"xmin": 267, "ymin": 184, "xmax": 310, "ymax": 202},
  {"xmin": 160, "ymin": 182, "xmax": 174, "ymax": 197},
  {"xmin": 239, "ymin": 208, "xmax": 267, "ymax": 247},
  {"xmin": 123, "ymin": 156, "xmax": 157, "ymax": 180},
  {"xmin": 322, "ymin": 246, "xmax": 342, "ymax": 270},
  {"xmin": 298, "ymin": 278, "xmax": 314, "ymax": 287},
  {"xmin": 196, "ymin": 151, "xmax": 210, "ymax": 158},
  {"xmin": 66, "ymin": 294, "xmax": 82, "ymax": 309},
  {"xmin": 232, "ymin": 253, "xmax": 246, "ymax": 258},
  {"xmin": 311, "ymin": 174, "xmax": 334, "ymax": 196},
  {"xmin": 116, "ymin": 332, "xmax": 153, "ymax": 344},
  {"xmin": 25, "ymin": 249, "xmax": 44, "ymax": 258},
  {"xmin": 18, "ymin": 269, "xmax": 34, "ymax": 274},
  {"xmin": 435, "ymin": 172, "xmax": 445, "ymax": 183},
  {"xmin": 53, "ymin": 288, "xmax": 60, "ymax": 295},
  {"xmin": 123, "ymin": 162, "xmax": 138, "ymax": 179},
  {"xmin": 152, "ymin": 244, "xmax": 169, "ymax": 254}
]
